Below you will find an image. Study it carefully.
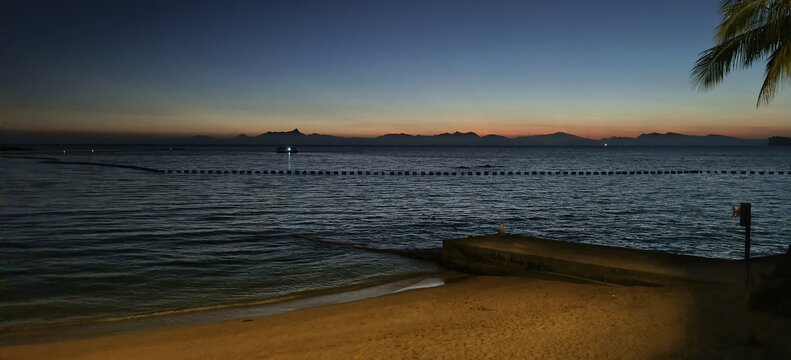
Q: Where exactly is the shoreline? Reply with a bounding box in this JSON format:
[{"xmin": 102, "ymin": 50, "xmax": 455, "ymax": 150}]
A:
[
  {"xmin": 1, "ymin": 271, "xmax": 458, "ymax": 346},
  {"xmin": 3, "ymin": 275, "xmax": 790, "ymax": 359}
]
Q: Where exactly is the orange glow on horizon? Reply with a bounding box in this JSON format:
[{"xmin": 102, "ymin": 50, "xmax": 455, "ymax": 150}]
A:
[
  {"xmin": 4, "ymin": 106, "xmax": 790, "ymax": 141},
  {"xmin": 4, "ymin": 126, "xmax": 788, "ymax": 140}
]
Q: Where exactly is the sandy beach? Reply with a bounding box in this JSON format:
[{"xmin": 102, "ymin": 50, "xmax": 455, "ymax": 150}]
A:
[{"xmin": 3, "ymin": 275, "xmax": 790, "ymax": 360}]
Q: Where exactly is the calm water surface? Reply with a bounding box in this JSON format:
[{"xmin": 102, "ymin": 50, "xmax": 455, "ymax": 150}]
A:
[{"xmin": 3, "ymin": 146, "xmax": 791, "ymax": 327}]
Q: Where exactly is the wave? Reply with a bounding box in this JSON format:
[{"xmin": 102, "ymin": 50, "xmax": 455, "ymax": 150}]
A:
[
  {"xmin": 1, "ymin": 272, "xmax": 442, "ymax": 344},
  {"xmin": 291, "ymin": 234, "xmax": 441, "ymax": 261}
]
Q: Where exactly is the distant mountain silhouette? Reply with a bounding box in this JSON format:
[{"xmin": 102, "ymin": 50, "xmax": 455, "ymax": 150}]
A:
[
  {"xmin": 769, "ymin": 136, "xmax": 791, "ymax": 145},
  {"xmin": 0, "ymin": 129, "xmax": 774, "ymax": 146},
  {"xmin": 171, "ymin": 130, "xmax": 766, "ymax": 146},
  {"xmin": 513, "ymin": 132, "xmax": 596, "ymax": 146},
  {"xmin": 600, "ymin": 132, "xmax": 764, "ymax": 146}
]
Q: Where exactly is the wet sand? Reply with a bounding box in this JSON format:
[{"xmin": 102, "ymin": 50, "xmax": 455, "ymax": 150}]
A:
[{"xmin": 3, "ymin": 275, "xmax": 790, "ymax": 359}]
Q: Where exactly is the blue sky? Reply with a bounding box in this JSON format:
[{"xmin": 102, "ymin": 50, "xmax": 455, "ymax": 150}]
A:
[{"xmin": 2, "ymin": 0, "xmax": 789, "ymax": 139}]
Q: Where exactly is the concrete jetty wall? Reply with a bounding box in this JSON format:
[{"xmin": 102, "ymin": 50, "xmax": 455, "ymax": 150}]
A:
[{"xmin": 441, "ymin": 235, "xmax": 784, "ymax": 286}]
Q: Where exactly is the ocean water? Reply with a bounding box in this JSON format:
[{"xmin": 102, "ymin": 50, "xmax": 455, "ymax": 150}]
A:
[{"xmin": 2, "ymin": 145, "xmax": 791, "ymax": 329}]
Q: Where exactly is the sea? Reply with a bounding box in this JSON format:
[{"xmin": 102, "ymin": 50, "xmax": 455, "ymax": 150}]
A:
[{"xmin": 2, "ymin": 145, "xmax": 791, "ymax": 335}]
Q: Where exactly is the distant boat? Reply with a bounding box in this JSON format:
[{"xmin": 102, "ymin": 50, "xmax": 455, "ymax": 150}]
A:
[{"xmin": 276, "ymin": 146, "xmax": 298, "ymax": 153}]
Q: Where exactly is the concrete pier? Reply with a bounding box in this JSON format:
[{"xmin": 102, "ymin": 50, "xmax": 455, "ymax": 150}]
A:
[{"xmin": 441, "ymin": 234, "xmax": 785, "ymax": 286}]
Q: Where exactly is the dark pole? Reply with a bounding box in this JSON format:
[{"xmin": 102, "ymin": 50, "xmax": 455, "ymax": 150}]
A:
[
  {"xmin": 745, "ymin": 220, "xmax": 751, "ymax": 261},
  {"xmin": 740, "ymin": 202, "xmax": 751, "ymax": 286},
  {"xmin": 740, "ymin": 202, "xmax": 751, "ymax": 261}
]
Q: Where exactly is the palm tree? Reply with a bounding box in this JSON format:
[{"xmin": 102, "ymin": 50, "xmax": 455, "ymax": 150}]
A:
[{"xmin": 691, "ymin": 0, "xmax": 790, "ymax": 106}]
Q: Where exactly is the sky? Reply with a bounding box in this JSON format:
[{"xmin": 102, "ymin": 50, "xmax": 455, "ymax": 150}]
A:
[{"xmin": 2, "ymin": 0, "xmax": 790, "ymax": 140}]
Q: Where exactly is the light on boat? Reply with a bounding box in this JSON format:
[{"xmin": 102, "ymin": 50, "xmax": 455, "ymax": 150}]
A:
[{"xmin": 287, "ymin": 147, "xmax": 291, "ymax": 152}]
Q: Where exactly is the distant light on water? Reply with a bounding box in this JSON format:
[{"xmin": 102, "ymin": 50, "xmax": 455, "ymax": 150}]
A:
[{"xmin": 5, "ymin": 146, "xmax": 791, "ymax": 328}]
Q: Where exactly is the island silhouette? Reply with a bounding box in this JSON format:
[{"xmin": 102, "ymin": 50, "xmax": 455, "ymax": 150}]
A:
[{"xmin": 2, "ymin": 129, "xmax": 786, "ymax": 146}]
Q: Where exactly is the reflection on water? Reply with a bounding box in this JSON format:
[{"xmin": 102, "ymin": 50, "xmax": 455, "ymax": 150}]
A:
[{"xmin": 2, "ymin": 145, "xmax": 791, "ymax": 327}]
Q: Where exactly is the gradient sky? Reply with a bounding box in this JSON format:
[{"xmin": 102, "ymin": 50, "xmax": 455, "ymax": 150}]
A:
[{"xmin": 2, "ymin": 0, "xmax": 790, "ymax": 139}]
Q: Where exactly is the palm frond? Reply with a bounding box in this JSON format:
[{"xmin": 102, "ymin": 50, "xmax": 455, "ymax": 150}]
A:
[
  {"xmin": 691, "ymin": 19, "xmax": 784, "ymax": 90},
  {"xmin": 717, "ymin": 0, "xmax": 772, "ymax": 41},
  {"xmin": 758, "ymin": 43, "xmax": 791, "ymax": 105},
  {"xmin": 691, "ymin": 0, "xmax": 791, "ymax": 105}
]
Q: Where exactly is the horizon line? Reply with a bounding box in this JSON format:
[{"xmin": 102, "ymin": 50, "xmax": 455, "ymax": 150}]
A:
[{"xmin": 2, "ymin": 129, "xmax": 782, "ymax": 142}]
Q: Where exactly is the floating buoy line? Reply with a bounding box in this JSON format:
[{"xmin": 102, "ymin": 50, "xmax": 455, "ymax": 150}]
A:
[
  {"xmin": 159, "ymin": 169, "xmax": 791, "ymax": 176},
  {"xmin": 3, "ymin": 156, "xmax": 790, "ymax": 176}
]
